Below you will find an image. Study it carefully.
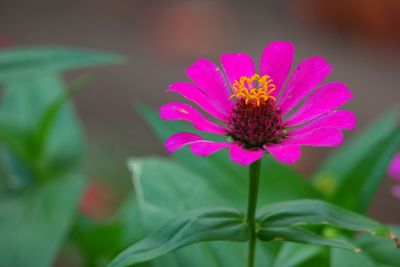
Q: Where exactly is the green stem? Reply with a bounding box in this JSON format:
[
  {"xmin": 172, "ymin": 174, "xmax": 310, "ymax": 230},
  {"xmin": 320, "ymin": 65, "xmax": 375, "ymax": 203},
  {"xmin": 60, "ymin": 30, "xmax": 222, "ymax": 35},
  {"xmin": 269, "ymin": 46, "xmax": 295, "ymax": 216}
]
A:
[{"xmin": 246, "ymin": 159, "xmax": 262, "ymax": 267}]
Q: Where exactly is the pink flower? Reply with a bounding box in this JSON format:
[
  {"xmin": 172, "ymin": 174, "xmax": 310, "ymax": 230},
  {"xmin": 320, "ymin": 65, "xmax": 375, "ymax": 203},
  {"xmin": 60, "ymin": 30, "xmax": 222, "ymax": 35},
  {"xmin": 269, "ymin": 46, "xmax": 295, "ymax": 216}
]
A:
[
  {"xmin": 160, "ymin": 41, "xmax": 356, "ymax": 165},
  {"xmin": 388, "ymin": 152, "xmax": 400, "ymax": 198}
]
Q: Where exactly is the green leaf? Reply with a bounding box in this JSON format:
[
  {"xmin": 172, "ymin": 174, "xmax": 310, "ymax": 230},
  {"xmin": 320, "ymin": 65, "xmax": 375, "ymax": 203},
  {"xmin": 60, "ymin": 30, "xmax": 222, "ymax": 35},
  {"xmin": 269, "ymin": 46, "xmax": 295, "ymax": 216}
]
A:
[
  {"xmin": 314, "ymin": 109, "xmax": 400, "ymax": 212},
  {"xmin": 0, "ymin": 47, "xmax": 122, "ymax": 266},
  {"xmin": 0, "ymin": 122, "xmax": 33, "ymax": 179},
  {"xmin": 108, "ymin": 208, "xmax": 249, "ymax": 267},
  {"xmin": 126, "ymin": 157, "xmax": 274, "ymax": 267},
  {"xmin": 257, "ymin": 199, "xmax": 389, "ymax": 235},
  {"xmin": 356, "ymin": 226, "xmax": 400, "ymax": 267},
  {"xmin": 316, "ymin": 108, "xmax": 399, "ymax": 183},
  {"xmin": 72, "ymin": 216, "xmax": 124, "ymax": 267},
  {"xmin": 0, "ymin": 75, "xmax": 84, "ymax": 180},
  {"xmin": 128, "ymin": 157, "xmax": 229, "ymax": 224},
  {"xmin": 259, "ymin": 226, "xmax": 359, "ymax": 251},
  {"xmin": 116, "ymin": 195, "xmax": 147, "ymax": 245},
  {"xmin": 0, "ymin": 47, "xmax": 124, "ymax": 82},
  {"xmin": 331, "ymin": 128, "xmax": 400, "ymax": 212},
  {"xmin": 0, "ymin": 174, "xmax": 85, "ymax": 267},
  {"xmin": 330, "ymin": 248, "xmax": 378, "ymax": 267},
  {"xmin": 271, "ymin": 243, "xmax": 323, "ymax": 267},
  {"xmin": 35, "ymin": 74, "xmax": 93, "ymax": 160},
  {"xmin": 296, "ymin": 249, "xmax": 330, "ymax": 267},
  {"xmin": 0, "ymin": 48, "xmax": 123, "ymax": 184},
  {"xmin": 256, "ymin": 200, "xmax": 393, "ymax": 251},
  {"xmin": 259, "ymin": 159, "xmax": 321, "ymax": 205}
]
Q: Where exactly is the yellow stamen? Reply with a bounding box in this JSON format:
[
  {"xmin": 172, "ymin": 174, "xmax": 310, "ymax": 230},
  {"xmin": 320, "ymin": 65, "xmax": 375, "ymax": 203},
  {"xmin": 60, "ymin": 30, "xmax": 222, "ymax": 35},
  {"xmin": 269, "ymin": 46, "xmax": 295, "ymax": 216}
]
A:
[{"xmin": 230, "ymin": 74, "xmax": 277, "ymax": 106}]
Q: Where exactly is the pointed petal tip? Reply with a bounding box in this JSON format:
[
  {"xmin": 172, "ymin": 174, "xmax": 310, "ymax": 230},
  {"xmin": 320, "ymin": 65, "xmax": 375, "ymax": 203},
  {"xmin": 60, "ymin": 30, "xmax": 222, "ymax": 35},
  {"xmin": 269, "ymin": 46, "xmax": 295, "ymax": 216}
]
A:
[
  {"xmin": 164, "ymin": 145, "xmax": 176, "ymax": 154},
  {"xmin": 333, "ymin": 132, "xmax": 344, "ymax": 147},
  {"xmin": 346, "ymin": 111, "xmax": 358, "ymax": 130}
]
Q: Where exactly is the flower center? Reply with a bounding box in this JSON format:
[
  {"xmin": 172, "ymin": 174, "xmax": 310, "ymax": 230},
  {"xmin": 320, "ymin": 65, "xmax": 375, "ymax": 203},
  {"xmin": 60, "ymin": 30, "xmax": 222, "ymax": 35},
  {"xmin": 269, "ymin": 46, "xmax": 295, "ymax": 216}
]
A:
[
  {"xmin": 228, "ymin": 74, "xmax": 285, "ymax": 149},
  {"xmin": 230, "ymin": 74, "xmax": 277, "ymax": 106}
]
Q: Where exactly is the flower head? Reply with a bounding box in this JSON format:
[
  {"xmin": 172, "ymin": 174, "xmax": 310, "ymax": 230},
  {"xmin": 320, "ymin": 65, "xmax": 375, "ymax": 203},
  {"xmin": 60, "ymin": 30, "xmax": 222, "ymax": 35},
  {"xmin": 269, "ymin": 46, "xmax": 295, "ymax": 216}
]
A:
[
  {"xmin": 388, "ymin": 152, "xmax": 400, "ymax": 198},
  {"xmin": 160, "ymin": 41, "xmax": 356, "ymax": 165}
]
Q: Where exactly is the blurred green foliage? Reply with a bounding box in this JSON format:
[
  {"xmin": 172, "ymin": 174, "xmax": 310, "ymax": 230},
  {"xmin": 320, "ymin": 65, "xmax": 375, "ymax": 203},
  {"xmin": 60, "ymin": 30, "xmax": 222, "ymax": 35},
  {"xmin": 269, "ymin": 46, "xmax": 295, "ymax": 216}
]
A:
[
  {"xmin": 0, "ymin": 47, "xmax": 399, "ymax": 267},
  {"xmin": 0, "ymin": 47, "xmax": 123, "ymax": 267}
]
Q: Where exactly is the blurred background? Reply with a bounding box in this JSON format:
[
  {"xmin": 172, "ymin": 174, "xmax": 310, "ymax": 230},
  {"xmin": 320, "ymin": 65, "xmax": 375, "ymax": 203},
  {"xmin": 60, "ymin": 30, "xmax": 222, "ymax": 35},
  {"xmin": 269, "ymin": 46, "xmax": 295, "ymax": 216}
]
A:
[{"xmin": 0, "ymin": 0, "xmax": 399, "ymax": 224}]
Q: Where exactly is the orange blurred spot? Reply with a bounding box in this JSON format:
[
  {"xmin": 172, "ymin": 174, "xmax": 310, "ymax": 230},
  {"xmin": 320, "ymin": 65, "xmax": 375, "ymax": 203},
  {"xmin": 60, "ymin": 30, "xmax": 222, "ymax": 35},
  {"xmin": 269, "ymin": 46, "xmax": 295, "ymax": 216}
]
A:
[{"xmin": 79, "ymin": 180, "xmax": 117, "ymax": 221}]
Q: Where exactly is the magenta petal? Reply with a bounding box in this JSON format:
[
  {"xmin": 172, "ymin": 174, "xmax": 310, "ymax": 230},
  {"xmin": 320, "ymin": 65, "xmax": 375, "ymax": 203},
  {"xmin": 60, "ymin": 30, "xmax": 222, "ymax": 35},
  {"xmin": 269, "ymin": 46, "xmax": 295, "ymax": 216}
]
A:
[
  {"xmin": 285, "ymin": 82, "xmax": 353, "ymax": 126},
  {"xmin": 260, "ymin": 41, "xmax": 294, "ymax": 98},
  {"xmin": 190, "ymin": 141, "xmax": 230, "ymax": 156},
  {"xmin": 164, "ymin": 132, "xmax": 230, "ymax": 156},
  {"xmin": 288, "ymin": 110, "xmax": 357, "ymax": 136},
  {"xmin": 221, "ymin": 53, "xmax": 256, "ymax": 86},
  {"xmin": 229, "ymin": 143, "xmax": 264, "ymax": 165},
  {"xmin": 164, "ymin": 132, "xmax": 203, "ymax": 153},
  {"xmin": 167, "ymin": 82, "xmax": 229, "ymax": 122},
  {"xmin": 160, "ymin": 102, "xmax": 227, "ymax": 134},
  {"xmin": 279, "ymin": 57, "xmax": 333, "ymax": 115},
  {"xmin": 287, "ymin": 128, "xmax": 343, "ymax": 147},
  {"xmin": 388, "ymin": 153, "xmax": 400, "ymax": 181},
  {"xmin": 264, "ymin": 144, "xmax": 301, "ymax": 164},
  {"xmin": 186, "ymin": 59, "xmax": 232, "ymax": 115}
]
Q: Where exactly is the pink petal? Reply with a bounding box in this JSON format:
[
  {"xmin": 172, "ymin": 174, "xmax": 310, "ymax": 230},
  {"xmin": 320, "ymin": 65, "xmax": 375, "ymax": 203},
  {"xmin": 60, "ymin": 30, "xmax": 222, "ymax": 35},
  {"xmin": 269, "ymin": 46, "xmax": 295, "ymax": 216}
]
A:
[
  {"xmin": 220, "ymin": 53, "xmax": 256, "ymax": 86},
  {"xmin": 286, "ymin": 128, "xmax": 344, "ymax": 147},
  {"xmin": 288, "ymin": 110, "xmax": 357, "ymax": 136},
  {"xmin": 167, "ymin": 82, "xmax": 229, "ymax": 122},
  {"xmin": 391, "ymin": 185, "xmax": 400, "ymax": 199},
  {"xmin": 260, "ymin": 41, "xmax": 294, "ymax": 98},
  {"xmin": 164, "ymin": 132, "xmax": 230, "ymax": 156},
  {"xmin": 190, "ymin": 141, "xmax": 231, "ymax": 156},
  {"xmin": 264, "ymin": 144, "xmax": 301, "ymax": 164},
  {"xmin": 285, "ymin": 82, "xmax": 353, "ymax": 126},
  {"xmin": 186, "ymin": 59, "xmax": 232, "ymax": 115},
  {"xmin": 388, "ymin": 153, "xmax": 400, "ymax": 181},
  {"xmin": 164, "ymin": 132, "xmax": 203, "ymax": 153},
  {"xmin": 229, "ymin": 143, "xmax": 264, "ymax": 165},
  {"xmin": 279, "ymin": 57, "xmax": 333, "ymax": 115},
  {"xmin": 160, "ymin": 102, "xmax": 227, "ymax": 134}
]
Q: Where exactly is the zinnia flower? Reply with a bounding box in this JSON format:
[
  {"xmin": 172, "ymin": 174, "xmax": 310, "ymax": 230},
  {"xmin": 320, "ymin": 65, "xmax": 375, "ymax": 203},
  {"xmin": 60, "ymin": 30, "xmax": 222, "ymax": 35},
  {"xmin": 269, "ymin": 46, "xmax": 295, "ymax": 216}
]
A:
[
  {"xmin": 388, "ymin": 152, "xmax": 400, "ymax": 198},
  {"xmin": 160, "ymin": 41, "xmax": 356, "ymax": 165}
]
